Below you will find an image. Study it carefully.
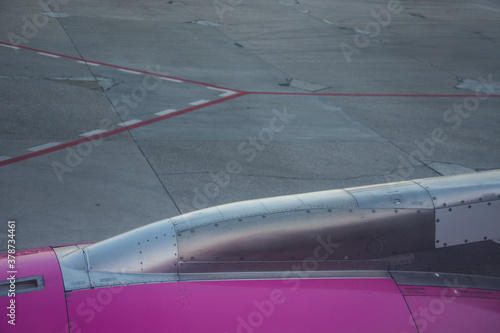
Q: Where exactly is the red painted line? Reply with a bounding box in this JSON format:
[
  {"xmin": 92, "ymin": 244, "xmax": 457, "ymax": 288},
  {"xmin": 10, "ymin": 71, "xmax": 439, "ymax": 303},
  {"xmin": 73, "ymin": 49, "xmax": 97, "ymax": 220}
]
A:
[
  {"xmin": 245, "ymin": 91, "xmax": 500, "ymax": 98},
  {"xmin": 0, "ymin": 41, "xmax": 244, "ymax": 93},
  {"xmin": 0, "ymin": 92, "xmax": 247, "ymax": 167}
]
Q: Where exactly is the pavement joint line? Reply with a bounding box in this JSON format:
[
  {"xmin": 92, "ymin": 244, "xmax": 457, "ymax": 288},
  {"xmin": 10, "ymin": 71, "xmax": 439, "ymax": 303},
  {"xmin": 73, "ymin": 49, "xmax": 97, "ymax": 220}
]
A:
[
  {"xmin": 27, "ymin": 142, "xmax": 62, "ymax": 152},
  {"xmin": 117, "ymin": 68, "xmax": 142, "ymax": 75},
  {"xmin": 80, "ymin": 129, "xmax": 107, "ymax": 137},
  {"xmin": 155, "ymin": 109, "xmax": 177, "ymax": 116},
  {"xmin": 36, "ymin": 52, "xmax": 61, "ymax": 58},
  {"xmin": 0, "ymin": 92, "xmax": 247, "ymax": 168},
  {"xmin": 118, "ymin": 119, "xmax": 142, "ymax": 127},
  {"xmin": 189, "ymin": 99, "xmax": 210, "ymax": 106}
]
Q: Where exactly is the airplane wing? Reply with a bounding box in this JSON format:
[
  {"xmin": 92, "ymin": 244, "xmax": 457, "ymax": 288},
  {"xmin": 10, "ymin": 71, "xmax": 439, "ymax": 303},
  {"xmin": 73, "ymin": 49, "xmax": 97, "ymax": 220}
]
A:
[{"xmin": 2, "ymin": 170, "xmax": 500, "ymax": 332}]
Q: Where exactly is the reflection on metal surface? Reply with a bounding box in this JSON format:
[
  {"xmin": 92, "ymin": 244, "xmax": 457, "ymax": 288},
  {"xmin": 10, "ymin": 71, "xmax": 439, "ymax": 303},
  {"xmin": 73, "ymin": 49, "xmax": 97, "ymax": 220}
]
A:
[{"xmin": 56, "ymin": 171, "xmax": 500, "ymax": 291}]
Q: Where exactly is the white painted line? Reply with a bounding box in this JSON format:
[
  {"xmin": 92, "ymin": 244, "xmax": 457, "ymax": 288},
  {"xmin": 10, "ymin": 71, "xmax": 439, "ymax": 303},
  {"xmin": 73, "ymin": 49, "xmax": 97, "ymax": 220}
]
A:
[
  {"xmin": 117, "ymin": 119, "xmax": 141, "ymax": 127},
  {"xmin": 159, "ymin": 77, "xmax": 183, "ymax": 83},
  {"xmin": 76, "ymin": 60, "xmax": 101, "ymax": 67},
  {"xmin": 0, "ymin": 156, "xmax": 11, "ymax": 161},
  {"xmin": 80, "ymin": 129, "xmax": 107, "ymax": 137},
  {"xmin": 189, "ymin": 99, "xmax": 210, "ymax": 106},
  {"xmin": 155, "ymin": 109, "xmax": 177, "ymax": 116},
  {"xmin": 219, "ymin": 91, "xmax": 237, "ymax": 97},
  {"xmin": 0, "ymin": 44, "xmax": 20, "ymax": 50},
  {"xmin": 37, "ymin": 52, "xmax": 61, "ymax": 58},
  {"xmin": 27, "ymin": 142, "xmax": 61, "ymax": 152},
  {"xmin": 117, "ymin": 68, "xmax": 141, "ymax": 75},
  {"xmin": 206, "ymin": 87, "xmax": 237, "ymax": 97}
]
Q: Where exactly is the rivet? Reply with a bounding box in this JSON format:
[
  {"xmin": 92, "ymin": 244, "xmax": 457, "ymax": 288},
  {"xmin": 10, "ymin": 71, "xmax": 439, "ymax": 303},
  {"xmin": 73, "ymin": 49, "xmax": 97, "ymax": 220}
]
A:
[
  {"xmin": 468, "ymin": 205, "xmax": 472, "ymax": 209},
  {"xmin": 464, "ymin": 239, "xmax": 468, "ymax": 243},
  {"xmin": 190, "ymin": 257, "xmax": 195, "ymax": 260},
  {"xmin": 484, "ymin": 236, "xmax": 488, "ymax": 240},
  {"xmin": 436, "ymin": 219, "xmax": 440, "ymax": 223},
  {"xmin": 443, "ymin": 203, "xmax": 447, "ymax": 207},
  {"xmin": 448, "ymin": 208, "xmax": 452, "ymax": 212},
  {"xmin": 372, "ymin": 209, "xmax": 376, "ymax": 213},
  {"xmin": 190, "ymin": 229, "xmax": 195, "ymax": 233},
  {"xmin": 487, "ymin": 202, "xmax": 491, "ymax": 206},
  {"xmin": 436, "ymin": 240, "xmax": 439, "ymax": 243},
  {"xmin": 432, "ymin": 196, "xmax": 437, "ymax": 200},
  {"xmin": 443, "ymin": 243, "xmax": 447, "ymax": 247}
]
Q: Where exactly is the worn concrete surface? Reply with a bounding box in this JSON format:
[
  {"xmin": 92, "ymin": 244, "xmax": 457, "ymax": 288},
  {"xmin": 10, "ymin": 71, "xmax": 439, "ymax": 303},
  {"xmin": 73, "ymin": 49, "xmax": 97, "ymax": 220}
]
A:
[{"xmin": 1, "ymin": 0, "xmax": 499, "ymax": 250}]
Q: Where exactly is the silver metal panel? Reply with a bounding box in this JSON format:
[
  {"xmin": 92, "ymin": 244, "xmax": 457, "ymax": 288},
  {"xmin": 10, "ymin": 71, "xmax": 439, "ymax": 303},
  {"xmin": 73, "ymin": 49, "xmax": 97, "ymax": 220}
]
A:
[
  {"xmin": 346, "ymin": 181, "xmax": 434, "ymax": 209},
  {"xmin": 470, "ymin": 275, "xmax": 500, "ymax": 291},
  {"xmin": 88, "ymin": 272, "xmax": 178, "ymax": 287},
  {"xmin": 176, "ymin": 207, "xmax": 435, "ymax": 264},
  {"xmin": 172, "ymin": 189, "xmax": 357, "ymax": 233},
  {"xmin": 85, "ymin": 218, "xmax": 177, "ymax": 275},
  {"xmin": 56, "ymin": 219, "xmax": 178, "ymax": 290},
  {"xmin": 414, "ymin": 170, "xmax": 500, "ymax": 208},
  {"xmin": 390, "ymin": 271, "xmax": 475, "ymax": 288},
  {"xmin": 293, "ymin": 189, "xmax": 358, "ymax": 209},
  {"xmin": 53, "ymin": 245, "xmax": 91, "ymax": 291},
  {"xmin": 178, "ymin": 269, "xmax": 391, "ymax": 282},
  {"xmin": 171, "ymin": 206, "xmax": 225, "ymax": 232},
  {"xmin": 435, "ymin": 200, "xmax": 500, "ymax": 248}
]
